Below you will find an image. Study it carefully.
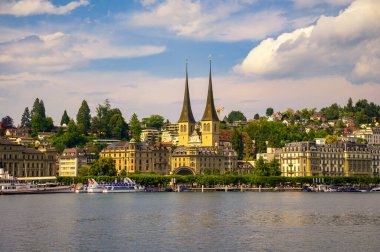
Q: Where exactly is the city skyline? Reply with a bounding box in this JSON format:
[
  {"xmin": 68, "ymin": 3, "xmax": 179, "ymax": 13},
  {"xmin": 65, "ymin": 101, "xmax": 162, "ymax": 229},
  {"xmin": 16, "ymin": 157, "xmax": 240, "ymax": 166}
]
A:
[{"xmin": 1, "ymin": 0, "xmax": 380, "ymax": 125}]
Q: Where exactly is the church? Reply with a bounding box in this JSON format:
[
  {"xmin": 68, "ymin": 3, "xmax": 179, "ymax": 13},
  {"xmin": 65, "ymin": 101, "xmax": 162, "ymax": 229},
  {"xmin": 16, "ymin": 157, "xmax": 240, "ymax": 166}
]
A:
[{"xmin": 170, "ymin": 60, "xmax": 237, "ymax": 175}]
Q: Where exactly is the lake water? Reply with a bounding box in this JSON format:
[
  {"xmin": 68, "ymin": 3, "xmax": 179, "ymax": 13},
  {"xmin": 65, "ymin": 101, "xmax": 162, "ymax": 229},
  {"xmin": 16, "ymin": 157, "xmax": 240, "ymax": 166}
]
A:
[{"xmin": 1, "ymin": 192, "xmax": 379, "ymax": 252}]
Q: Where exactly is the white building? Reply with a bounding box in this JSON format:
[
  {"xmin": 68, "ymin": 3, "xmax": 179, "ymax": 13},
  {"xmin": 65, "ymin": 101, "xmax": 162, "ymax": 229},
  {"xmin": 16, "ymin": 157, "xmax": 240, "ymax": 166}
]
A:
[{"xmin": 349, "ymin": 127, "xmax": 380, "ymax": 145}]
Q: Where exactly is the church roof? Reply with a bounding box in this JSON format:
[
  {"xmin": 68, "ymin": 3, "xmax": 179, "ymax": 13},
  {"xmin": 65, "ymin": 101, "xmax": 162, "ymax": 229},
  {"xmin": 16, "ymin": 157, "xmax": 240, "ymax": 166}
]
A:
[
  {"xmin": 201, "ymin": 60, "xmax": 219, "ymax": 122},
  {"xmin": 178, "ymin": 63, "xmax": 196, "ymax": 123}
]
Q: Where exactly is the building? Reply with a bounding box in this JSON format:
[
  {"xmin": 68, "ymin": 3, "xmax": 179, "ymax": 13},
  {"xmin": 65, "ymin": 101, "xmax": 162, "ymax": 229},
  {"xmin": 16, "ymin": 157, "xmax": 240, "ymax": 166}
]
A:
[
  {"xmin": 161, "ymin": 130, "xmax": 178, "ymax": 145},
  {"xmin": 5, "ymin": 128, "xmax": 29, "ymax": 138},
  {"xmin": 140, "ymin": 128, "xmax": 159, "ymax": 142},
  {"xmin": 59, "ymin": 148, "xmax": 89, "ymax": 177},
  {"xmin": 349, "ymin": 127, "xmax": 380, "ymax": 145},
  {"xmin": 100, "ymin": 140, "xmax": 170, "ymax": 175},
  {"xmin": 170, "ymin": 60, "xmax": 237, "ymax": 175},
  {"xmin": 280, "ymin": 141, "xmax": 378, "ymax": 177},
  {"xmin": 256, "ymin": 147, "xmax": 282, "ymax": 163},
  {"xmin": 0, "ymin": 137, "xmax": 57, "ymax": 178}
]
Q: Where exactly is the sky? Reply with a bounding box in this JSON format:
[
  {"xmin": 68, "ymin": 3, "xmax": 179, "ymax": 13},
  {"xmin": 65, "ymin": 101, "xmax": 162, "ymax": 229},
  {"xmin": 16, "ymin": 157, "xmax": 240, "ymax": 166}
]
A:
[{"xmin": 1, "ymin": 0, "xmax": 380, "ymax": 125}]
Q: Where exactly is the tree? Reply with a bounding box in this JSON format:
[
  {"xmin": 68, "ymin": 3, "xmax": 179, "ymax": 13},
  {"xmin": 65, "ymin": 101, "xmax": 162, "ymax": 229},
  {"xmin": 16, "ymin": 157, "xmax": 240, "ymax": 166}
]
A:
[
  {"xmin": 45, "ymin": 117, "xmax": 54, "ymax": 132},
  {"xmin": 21, "ymin": 107, "xmax": 31, "ymax": 128},
  {"xmin": 1, "ymin": 116, "xmax": 14, "ymax": 135},
  {"xmin": 109, "ymin": 113, "xmax": 128, "ymax": 139},
  {"xmin": 142, "ymin": 114, "xmax": 165, "ymax": 130},
  {"xmin": 31, "ymin": 98, "xmax": 41, "ymax": 117},
  {"xmin": 90, "ymin": 157, "xmax": 117, "ymax": 176},
  {"xmin": 76, "ymin": 100, "xmax": 91, "ymax": 135},
  {"xmin": 253, "ymin": 113, "xmax": 260, "ymax": 120},
  {"xmin": 226, "ymin": 111, "xmax": 247, "ymax": 123},
  {"xmin": 31, "ymin": 114, "xmax": 45, "ymax": 136},
  {"xmin": 60, "ymin": 110, "xmax": 70, "ymax": 126},
  {"xmin": 325, "ymin": 135, "xmax": 337, "ymax": 144},
  {"xmin": 266, "ymin": 107, "xmax": 274, "ymax": 117},
  {"xmin": 231, "ymin": 129, "xmax": 244, "ymax": 160},
  {"xmin": 255, "ymin": 156, "xmax": 269, "ymax": 176},
  {"xmin": 91, "ymin": 100, "xmax": 128, "ymax": 138},
  {"xmin": 244, "ymin": 135, "xmax": 253, "ymax": 160}
]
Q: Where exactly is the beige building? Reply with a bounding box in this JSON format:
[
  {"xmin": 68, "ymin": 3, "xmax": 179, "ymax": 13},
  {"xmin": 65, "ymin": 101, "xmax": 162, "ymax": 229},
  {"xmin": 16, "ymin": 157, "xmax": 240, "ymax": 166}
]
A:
[
  {"xmin": 281, "ymin": 141, "xmax": 378, "ymax": 177},
  {"xmin": 349, "ymin": 127, "xmax": 380, "ymax": 145},
  {"xmin": 171, "ymin": 61, "xmax": 237, "ymax": 175},
  {"xmin": 140, "ymin": 128, "xmax": 159, "ymax": 142},
  {"xmin": 0, "ymin": 137, "xmax": 57, "ymax": 178},
  {"xmin": 59, "ymin": 148, "xmax": 88, "ymax": 177},
  {"xmin": 100, "ymin": 140, "xmax": 170, "ymax": 175}
]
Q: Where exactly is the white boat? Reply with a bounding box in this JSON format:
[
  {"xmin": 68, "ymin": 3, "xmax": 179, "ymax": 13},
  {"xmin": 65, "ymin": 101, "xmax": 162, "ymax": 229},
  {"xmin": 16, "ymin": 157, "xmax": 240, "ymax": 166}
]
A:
[
  {"xmin": 370, "ymin": 187, "xmax": 380, "ymax": 192},
  {"xmin": 102, "ymin": 178, "xmax": 144, "ymax": 193},
  {"xmin": 0, "ymin": 181, "xmax": 73, "ymax": 194},
  {"xmin": 75, "ymin": 179, "xmax": 104, "ymax": 193}
]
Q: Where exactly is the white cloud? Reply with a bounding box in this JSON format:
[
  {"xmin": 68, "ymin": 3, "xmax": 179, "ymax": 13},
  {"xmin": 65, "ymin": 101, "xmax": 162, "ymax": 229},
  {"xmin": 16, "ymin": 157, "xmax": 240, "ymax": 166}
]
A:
[
  {"xmin": 0, "ymin": 0, "xmax": 89, "ymax": 16},
  {"xmin": 128, "ymin": 0, "xmax": 285, "ymax": 41},
  {"xmin": 235, "ymin": 0, "xmax": 380, "ymax": 84},
  {"xmin": 0, "ymin": 32, "xmax": 166, "ymax": 73}
]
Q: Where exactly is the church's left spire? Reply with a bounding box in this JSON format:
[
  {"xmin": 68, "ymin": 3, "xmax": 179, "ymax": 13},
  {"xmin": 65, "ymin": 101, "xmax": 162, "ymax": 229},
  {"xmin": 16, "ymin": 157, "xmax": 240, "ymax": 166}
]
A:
[{"xmin": 178, "ymin": 59, "xmax": 196, "ymax": 123}]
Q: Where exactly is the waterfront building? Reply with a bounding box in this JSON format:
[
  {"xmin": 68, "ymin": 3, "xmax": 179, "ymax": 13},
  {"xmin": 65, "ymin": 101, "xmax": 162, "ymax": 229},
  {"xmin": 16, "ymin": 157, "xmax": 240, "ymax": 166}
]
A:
[
  {"xmin": 170, "ymin": 60, "xmax": 237, "ymax": 175},
  {"xmin": 281, "ymin": 141, "xmax": 378, "ymax": 177},
  {"xmin": 59, "ymin": 148, "xmax": 89, "ymax": 177},
  {"xmin": 0, "ymin": 137, "xmax": 57, "ymax": 178},
  {"xmin": 100, "ymin": 140, "xmax": 170, "ymax": 175}
]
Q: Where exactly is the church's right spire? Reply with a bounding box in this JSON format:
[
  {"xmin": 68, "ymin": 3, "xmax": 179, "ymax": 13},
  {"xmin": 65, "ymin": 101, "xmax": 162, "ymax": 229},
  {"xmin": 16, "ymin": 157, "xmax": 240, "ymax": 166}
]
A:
[{"xmin": 201, "ymin": 55, "xmax": 219, "ymax": 122}]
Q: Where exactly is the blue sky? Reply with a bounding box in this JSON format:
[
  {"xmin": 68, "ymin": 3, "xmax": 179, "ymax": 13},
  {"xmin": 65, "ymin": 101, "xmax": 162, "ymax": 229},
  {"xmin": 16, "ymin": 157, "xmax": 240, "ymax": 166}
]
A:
[{"xmin": 1, "ymin": 0, "xmax": 380, "ymax": 125}]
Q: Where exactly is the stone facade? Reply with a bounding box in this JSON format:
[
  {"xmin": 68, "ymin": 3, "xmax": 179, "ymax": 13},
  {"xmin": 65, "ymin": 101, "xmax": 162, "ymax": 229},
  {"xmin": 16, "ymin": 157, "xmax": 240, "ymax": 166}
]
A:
[{"xmin": 0, "ymin": 137, "xmax": 57, "ymax": 178}]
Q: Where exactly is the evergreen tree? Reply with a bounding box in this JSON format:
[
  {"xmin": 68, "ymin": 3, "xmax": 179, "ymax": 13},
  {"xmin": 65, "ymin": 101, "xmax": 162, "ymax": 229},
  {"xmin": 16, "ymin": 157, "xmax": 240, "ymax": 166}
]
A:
[
  {"xmin": 253, "ymin": 113, "xmax": 260, "ymax": 120},
  {"xmin": 109, "ymin": 114, "xmax": 128, "ymax": 139},
  {"xmin": 76, "ymin": 100, "xmax": 91, "ymax": 135},
  {"xmin": 39, "ymin": 100, "xmax": 46, "ymax": 119},
  {"xmin": 129, "ymin": 113, "xmax": 142, "ymax": 141},
  {"xmin": 31, "ymin": 98, "xmax": 40, "ymax": 116},
  {"xmin": 60, "ymin": 110, "xmax": 70, "ymax": 126},
  {"xmin": 21, "ymin": 107, "xmax": 31, "ymax": 128}
]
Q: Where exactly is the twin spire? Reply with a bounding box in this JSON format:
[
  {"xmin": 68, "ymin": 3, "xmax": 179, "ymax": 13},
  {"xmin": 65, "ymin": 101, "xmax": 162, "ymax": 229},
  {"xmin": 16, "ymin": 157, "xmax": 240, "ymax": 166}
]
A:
[{"xmin": 178, "ymin": 58, "xmax": 219, "ymax": 123}]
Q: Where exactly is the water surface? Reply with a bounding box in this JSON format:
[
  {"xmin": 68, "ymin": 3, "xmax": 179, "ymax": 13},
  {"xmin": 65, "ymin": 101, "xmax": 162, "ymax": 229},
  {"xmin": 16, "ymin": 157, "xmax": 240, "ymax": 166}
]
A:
[{"xmin": 1, "ymin": 192, "xmax": 379, "ymax": 251}]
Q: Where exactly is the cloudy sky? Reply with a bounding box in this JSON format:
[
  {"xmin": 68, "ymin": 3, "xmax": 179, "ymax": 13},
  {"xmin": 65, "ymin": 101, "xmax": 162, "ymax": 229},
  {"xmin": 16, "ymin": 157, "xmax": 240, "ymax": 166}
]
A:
[{"xmin": 1, "ymin": 0, "xmax": 380, "ymax": 125}]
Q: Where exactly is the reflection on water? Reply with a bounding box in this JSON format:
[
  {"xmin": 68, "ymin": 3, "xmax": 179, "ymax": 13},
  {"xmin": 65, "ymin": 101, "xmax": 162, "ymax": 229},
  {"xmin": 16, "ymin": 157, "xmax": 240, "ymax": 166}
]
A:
[{"xmin": 1, "ymin": 192, "xmax": 380, "ymax": 251}]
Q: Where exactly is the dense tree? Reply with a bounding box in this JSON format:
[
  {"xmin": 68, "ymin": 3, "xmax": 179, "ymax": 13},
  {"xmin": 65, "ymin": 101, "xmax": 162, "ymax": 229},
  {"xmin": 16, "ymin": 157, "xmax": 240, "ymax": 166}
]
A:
[
  {"xmin": 1, "ymin": 116, "xmax": 14, "ymax": 135},
  {"xmin": 31, "ymin": 114, "xmax": 45, "ymax": 136},
  {"xmin": 142, "ymin": 114, "xmax": 165, "ymax": 129},
  {"xmin": 60, "ymin": 110, "xmax": 70, "ymax": 126},
  {"xmin": 51, "ymin": 120, "xmax": 87, "ymax": 153},
  {"xmin": 226, "ymin": 111, "xmax": 247, "ymax": 123},
  {"xmin": 109, "ymin": 114, "xmax": 128, "ymax": 139},
  {"xmin": 129, "ymin": 114, "xmax": 142, "ymax": 141},
  {"xmin": 231, "ymin": 129, "xmax": 244, "ymax": 160},
  {"xmin": 21, "ymin": 107, "xmax": 31, "ymax": 128},
  {"xmin": 325, "ymin": 135, "xmax": 337, "ymax": 144},
  {"xmin": 91, "ymin": 100, "xmax": 128, "ymax": 138},
  {"xmin": 76, "ymin": 100, "xmax": 91, "ymax": 135},
  {"xmin": 30, "ymin": 98, "xmax": 50, "ymax": 135},
  {"xmin": 321, "ymin": 103, "xmax": 341, "ymax": 120},
  {"xmin": 31, "ymin": 98, "xmax": 41, "ymax": 116},
  {"xmin": 253, "ymin": 113, "xmax": 260, "ymax": 120},
  {"xmin": 266, "ymin": 107, "xmax": 274, "ymax": 117},
  {"xmin": 254, "ymin": 157, "xmax": 281, "ymax": 176},
  {"xmin": 45, "ymin": 117, "xmax": 55, "ymax": 132},
  {"xmin": 90, "ymin": 157, "xmax": 117, "ymax": 176}
]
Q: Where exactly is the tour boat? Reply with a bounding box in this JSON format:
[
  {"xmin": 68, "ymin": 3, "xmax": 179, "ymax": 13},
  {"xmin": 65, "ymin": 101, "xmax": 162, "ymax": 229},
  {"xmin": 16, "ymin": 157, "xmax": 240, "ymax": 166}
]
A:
[
  {"xmin": 102, "ymin": 178, "xmax": 144, "ymax": 193},
  {"xmin": 75, "ymin": 179, "xmax": 104, "ymax": 193},
  {"xmin": 0, "ymin": 181, "xmax": 73, "ymax": 195},
  {"xmin": 370, "ymin": 187, "xmax": 380, "ymax": 192}
]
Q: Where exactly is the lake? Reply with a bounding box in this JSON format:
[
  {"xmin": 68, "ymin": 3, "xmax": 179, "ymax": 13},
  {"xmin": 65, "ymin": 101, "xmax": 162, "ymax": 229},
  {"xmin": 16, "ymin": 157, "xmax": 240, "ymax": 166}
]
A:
[{"xmin": 1, "ymin": 192, "xmax": 379, "ymax": 251}]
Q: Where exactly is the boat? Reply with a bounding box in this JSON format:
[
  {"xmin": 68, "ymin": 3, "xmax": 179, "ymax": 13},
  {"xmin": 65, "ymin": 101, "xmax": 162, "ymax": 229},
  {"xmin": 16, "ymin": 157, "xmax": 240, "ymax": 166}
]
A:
[
  {"xmin": 0, "ymin": 181, "xmax": 73, "ymax": 195},
  {"xmin": 102, "ymin": 178, "xmax": 144, "ymax": 193},
  {"xmin": 370, "ymin": 187, "xmax": 380, "ymax": 192},
  {"xmin": 75, "ymin": 179, "xmax": 104, "ymax": 193}
]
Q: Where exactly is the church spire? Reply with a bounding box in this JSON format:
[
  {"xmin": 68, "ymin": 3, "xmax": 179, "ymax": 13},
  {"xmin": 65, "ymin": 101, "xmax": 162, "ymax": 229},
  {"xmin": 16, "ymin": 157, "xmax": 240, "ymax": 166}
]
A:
[
  {"xmin": 201, "ymin": 56, "xmax": 219, "ymax": 122},
  {"xmin": 178, "ymin": 60, "xmax": 195, "ymax": 123}
]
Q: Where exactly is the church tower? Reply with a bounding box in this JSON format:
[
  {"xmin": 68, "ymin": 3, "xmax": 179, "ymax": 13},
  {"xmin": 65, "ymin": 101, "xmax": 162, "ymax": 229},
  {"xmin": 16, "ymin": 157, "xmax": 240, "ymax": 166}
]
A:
[
  {"xmin": 201, "ymin": 58, "xmax": 219, "ymax": 147},
  {"xmin": 178, "ymin": 61, "xmax": 196, "ymax": 146}
]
